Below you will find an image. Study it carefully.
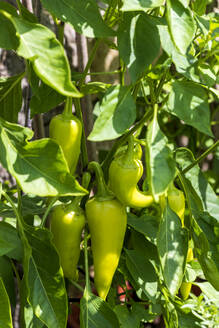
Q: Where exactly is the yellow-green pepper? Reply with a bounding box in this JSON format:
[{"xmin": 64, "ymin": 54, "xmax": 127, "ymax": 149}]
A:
[
  {"xmin": 86, "ymin": 162, "xmax": 127, "ymax": 300},
  {"xmin": 108, "ymin": 136, "xmax": 153, "ymax": 208}
]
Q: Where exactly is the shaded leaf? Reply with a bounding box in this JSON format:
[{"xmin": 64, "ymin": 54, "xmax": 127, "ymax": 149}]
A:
[
  {"xmin": 30, "ymin": 81, "xmax": 65, "ymax": 116},
  {"xmin": 128, "ymin": 213, "xmax": 159, "ymax": 244},
  {"xmin": 0, "ymin": 2, "xmax": 19, "ymax": 50},
  {"xmin": 0, "ymin": 256, "xmax": 16, "ymax": 307},
  {"xmin": 0, "ymin": 73, "xmax": 23, "ymax": 123},
  {"xmin": 0, "ymin": 221, "xmax": 23, "ymax": 260},
  {"xmin": 176, "ymin": 148, "xmax": 219, "ymax": 222},
  {"xmin": 0, "ymin": 278, "xmax": 13, "ymax": 328}
]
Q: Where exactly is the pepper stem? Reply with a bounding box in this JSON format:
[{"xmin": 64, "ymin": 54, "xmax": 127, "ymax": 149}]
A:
[
  {"xmin": 125, "ymin": 135, "xmax": 135, "ymax": 162},
  {"xmin": 62, "ymin": 97, "xmax": 73, "ymax": 118},
  {"xmin": 88, "ymin": 161, "xmax": 114, "ymax": 200},
  {"xmin": 65, "ymin": 172, "xmax": 91, "ymax": 211}
]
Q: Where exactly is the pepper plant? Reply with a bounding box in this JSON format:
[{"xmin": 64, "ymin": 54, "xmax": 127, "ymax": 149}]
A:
[{"xmin": 0, "ymin": 0, "xmax": 219, "ymax": 327}]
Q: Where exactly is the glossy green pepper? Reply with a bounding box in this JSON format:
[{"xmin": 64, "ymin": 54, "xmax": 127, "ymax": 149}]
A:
[
  {"xmin": 115, "ymin": 142, "xmax": 143, "ymax": 161},
  {"xmin": 86, "ymin": 162, "xmax": 127, "ymax": 300},
  {"xmin": 49, "ymin": 97, "xmax": 82, "ymax": 175},
  {"xmin": 50, "ymin": 199, "xmax": 85, "ymax": 280},
  {"xmin": 108, "ymin": 136, "xmax": 153, "ymax": 208}
]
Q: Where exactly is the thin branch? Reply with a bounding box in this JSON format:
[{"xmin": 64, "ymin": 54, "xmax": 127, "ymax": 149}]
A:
[{"xmin": 182, "ymin": 140, "xmax": 219, "ymax": 174}]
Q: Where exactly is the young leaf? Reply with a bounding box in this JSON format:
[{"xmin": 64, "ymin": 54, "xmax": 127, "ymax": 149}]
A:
[
  {"xmin": 118, "ymin": 13, "xmax": 160, "ymax": 82},
  {"xmin": 0, "ymin": 118, "xmax": 87, "ymax": 197},
  {"xmin": 125, "ymin": 249, "xmax": 158, "ymax": 302},
  {"xmin": 0, "ymin": 278, "xmax": 13, "ymax": 328},
  {"xmin": 22, "ymin": 225, "xmax": 68, "ymax": 328},
  {"xmin": 167, "ymin": 81, "xmax": 213, "ymax": 137},
  {"xmin": 121, "ymin": 0, "xmax": 164, "ymax": 12},
  {"xmin": 166, "ymin": 0, "xmax": 196, "ymax": 54},
  {"xmin": 157, "ymin": 204, "xmax": 188, "ymax": 296},
  {"xmin": 88, "ymin": 85, "xmax": 136, "ymax": 141},
  {"xmin": 80, "ymin": 291, "xmax": 120, "ymax": 328},
  {"xmin": 0, "ymin": 73, "xmax": 23, "ymax": 123},
  {"xmin": 40, "ymin": 0, "xmax": 115, "ymax": 38},
  {"xmin": 146, "ymin": 114, "xmax": 176, "ymax": 198}
]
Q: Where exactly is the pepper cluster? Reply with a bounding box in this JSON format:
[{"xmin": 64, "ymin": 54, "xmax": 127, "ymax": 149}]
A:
[{"xmin": 48, "ymin": 97, "xmax": 198, "ymax": 301}]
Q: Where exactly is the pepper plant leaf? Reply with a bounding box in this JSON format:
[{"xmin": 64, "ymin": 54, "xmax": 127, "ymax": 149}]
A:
[
  {"xmin": 0, "ymin": 73, "xmax": 24, "ymax": 123},
  {"xmin": 118, "ymin": 13, "xmax": 160, "ymax": 82},
  {"xmin": 146, "ymin": 114, "xmax": 176, "ymax": 198},
  {"xmin": 0, "ymin": 118, "xmax": 87, "ymax": 197},
  {"xmin": 40, "ymin": 0, "xmax": 115, "ymax": 38},
  {"xmin": 0, "ymin": 278, "xmax": 13, "ymax": 328},
  {"xmin": 88, "ymin": 85, "xmax": 136, "ymax": 141},
  {"xmin": 167, "ymin": 81, "xmax": 213, "ymax": 137},
  {"xmin": 157, "ymin": 203, "xmax": 188, "ymax": 296}
]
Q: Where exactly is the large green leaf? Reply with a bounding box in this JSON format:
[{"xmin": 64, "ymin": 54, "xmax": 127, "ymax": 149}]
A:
[
  {"xmin": 0, "ymin": 118, "xmax": 87, "ymax": 197},
  {"xmin": 0, "ymin": 73, "xmax": 23, "ymax": 123},
  {"xmin": 121, "ymin": 0, "xmax": 164, "ymax": 11},
  {"xmin": 0, "ymin": 10, "xmax": 81, "ymax": 98},
  {"xmin": 157, "ymin": 204, "xmax": 188, "ymax": 296},
  {"xmin": 166, "ymin": 0, "xmax": 195, "ymax": 54},
  {"xmin": 80, "ymin": 290, "xmax": 120, "ymax": 328},
  {"xmin": 0, "ymin": 278, "xmax": 13, "ymax": 328},
  {"xmin": 22, "ymin": 224, "xmax": 68, "ymax": 328},
  {"xmin": 41, "ymin": 0, "xmax": 114, "ymax": 38},
  {"xmin": 125, "ymin": 249, "xmax": 158, "ymax": 302},
  {"xmin": 167, "ymin": 81, "xmax": 213, "ymax": 137},
  {"xmin": 146, "ymin": 114, "xmax": 176, "ymax": 198},
  {"xmin": 88, "ymin": 85, "xmax": 136, "ymax": 141},
  {"xmin": 118, "ymin": 13, "xmax": 160, "ymax": 82},
  {"xmin": 0, "ymin": 221, "xmax": 23, "ymax": 260}
]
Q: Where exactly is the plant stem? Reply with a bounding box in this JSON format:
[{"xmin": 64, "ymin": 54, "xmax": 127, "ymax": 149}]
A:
[
  {"xmin": 88, "ymin": 162, "xmax": 112, "ymax": 199},
  {"xmin": 57, "ymin": 21, "xmax": 65, "ymax": 45},
  {"xmin": 102, "ymin": 109, "xmax": 153, "ymax": 173},
  {"xmin": 182, "ymin": 140, "xmax": 219, "ymax": 174},
  {"xmin": 2, "ymin": 191, "xmax": 20, "ymax": 220},
  {"xmin": 78, "ymin": 38, "xmax": 102, "ymax": 88},
  {"xmin": 84, "ymin": 228, "xmax": 91, "ymax": 294},
  {"xmin": 40, "ymin": 197, "xmax": 58, "ymax": 228},
  {"xmin": 73, "ymin": 98, "xmax": 89, "ymax": 169},
  {"xmin": 88, "ymin": 70, "xmax": 120, "ymax": 76},
  {"xmin": 69, "ymin": 279, "xmax": 84, "ymax": 293}
]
